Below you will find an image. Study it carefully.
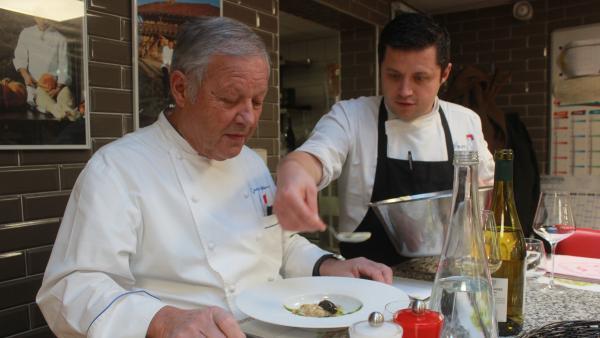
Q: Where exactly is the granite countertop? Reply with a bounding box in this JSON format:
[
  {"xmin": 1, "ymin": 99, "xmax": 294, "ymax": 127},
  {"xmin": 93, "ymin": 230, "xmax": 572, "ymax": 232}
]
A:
[{"xmin": 393, "ymin": 257, "xmax": 600, "ymax": 336}]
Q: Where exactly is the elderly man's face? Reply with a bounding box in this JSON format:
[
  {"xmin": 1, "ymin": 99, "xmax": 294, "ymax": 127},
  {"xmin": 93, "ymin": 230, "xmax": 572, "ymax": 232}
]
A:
[{"xmin": 176, "ymin": 55, "xmax": 269, "ymax": 160}]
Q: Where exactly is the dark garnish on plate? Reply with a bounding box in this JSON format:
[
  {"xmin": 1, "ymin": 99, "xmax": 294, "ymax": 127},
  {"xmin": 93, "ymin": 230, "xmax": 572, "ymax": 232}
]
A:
[{"xmin": 318, "ymin": 299, "xmax": 338, "ymax": 314}]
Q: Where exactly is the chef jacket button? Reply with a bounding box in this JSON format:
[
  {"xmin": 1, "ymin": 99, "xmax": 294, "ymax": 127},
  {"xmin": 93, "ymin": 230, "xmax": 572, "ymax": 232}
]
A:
[
  {"xmin": 176, "ymin": 154, "xmax": 183, "ymax": 160},
  {"xmin": 243, "ymin": 191, "xmax": 249, "ymax": 199},
  {"xmin": 207, "ymin": 241, "xmax": 215, "ymax": 250},
  {"xmin": 227, "ymin": 285, "xmax": 236, "ymax": 294},
  {"xmin": 191, "ymin": 196, "xmax": 198, "ymax": 203},
  {"xmin": 268, "ymin": 276, "xmax": 275, "ymax": 282}
]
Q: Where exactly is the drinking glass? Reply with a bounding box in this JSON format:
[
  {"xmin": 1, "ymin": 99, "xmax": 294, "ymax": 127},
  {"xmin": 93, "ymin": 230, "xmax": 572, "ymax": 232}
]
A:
[
  {"xmin": 532, "ymin": 191, "xmax": 576, "ymax": 290},
  {"xmin": 482, "ymin": 210, "xmax": 502, "ymax": 274},
  {"xmin": 525, "ymin": 238, "xmax": 545, "ymax": 281}
]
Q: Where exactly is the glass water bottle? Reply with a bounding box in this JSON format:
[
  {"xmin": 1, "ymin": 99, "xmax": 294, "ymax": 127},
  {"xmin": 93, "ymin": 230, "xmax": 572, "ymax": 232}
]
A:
[{"xmin": 429, "ymin": 149, "xmax": 498, "ymax": 338}]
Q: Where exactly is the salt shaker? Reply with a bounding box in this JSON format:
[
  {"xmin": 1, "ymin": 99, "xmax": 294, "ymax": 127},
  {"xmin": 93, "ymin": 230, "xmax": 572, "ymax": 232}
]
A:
[
  {"xmin": 392, "ymin": 297, "xmax": 443, "ymax": 338},
  {"xmin": 348, "ymin": 311, "xmax": 403, "ymax": 338}
]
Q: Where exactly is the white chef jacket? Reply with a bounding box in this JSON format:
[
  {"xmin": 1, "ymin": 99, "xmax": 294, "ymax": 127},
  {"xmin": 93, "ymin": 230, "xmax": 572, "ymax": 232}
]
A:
[
  {"xmin": 13, "ymin": 25, "xmax": 70, "ymax": 85},
  {"xmin": 37, "ymin": 113, "xmax": 329, "ymax": 338},
  {"xmin": 298, "ymin": 96, "xmax": 495, "ymax": 233}
]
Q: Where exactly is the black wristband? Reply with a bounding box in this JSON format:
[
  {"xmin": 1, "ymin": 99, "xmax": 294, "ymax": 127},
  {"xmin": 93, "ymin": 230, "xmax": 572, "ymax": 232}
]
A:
[{"xmin": 312, "ymin": 254, "xmax": 346, "ymax": 276}]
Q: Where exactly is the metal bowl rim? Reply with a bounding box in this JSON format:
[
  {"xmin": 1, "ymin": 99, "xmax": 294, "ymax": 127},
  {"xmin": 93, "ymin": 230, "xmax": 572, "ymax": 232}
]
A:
[{"xmin": 368, "ymin": 186, "xmax": 493, "ymax": 207}]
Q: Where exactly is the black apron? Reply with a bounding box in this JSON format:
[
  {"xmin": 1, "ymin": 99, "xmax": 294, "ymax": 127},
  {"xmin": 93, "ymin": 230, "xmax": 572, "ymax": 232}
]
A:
[{"xmin": 339, "ymin": 99, "xmax": 455, "ymax": 266}]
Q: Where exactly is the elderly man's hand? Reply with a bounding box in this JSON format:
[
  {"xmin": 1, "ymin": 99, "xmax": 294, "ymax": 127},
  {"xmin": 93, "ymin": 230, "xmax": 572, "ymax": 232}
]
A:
[
  {"xmin": 146, "ymin": 305, "xmax": 245, "ymax": 338},
  {"xmin": 319, "ymin": 257, "xmax": 393, "ymax": 284},
  {"xmin": 274, "ymin": 152, "xmax": 326, "ymax": 232}
]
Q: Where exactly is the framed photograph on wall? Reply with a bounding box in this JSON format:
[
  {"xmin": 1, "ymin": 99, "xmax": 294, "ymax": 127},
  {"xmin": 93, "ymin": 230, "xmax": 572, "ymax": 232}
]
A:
[
  {"xmin": 133, "ymin": 0, "xmax": 222, "ymax": 129},
  {"xmin": 0, "ymin": 0, "xmax": 90, "ymax": 149}
]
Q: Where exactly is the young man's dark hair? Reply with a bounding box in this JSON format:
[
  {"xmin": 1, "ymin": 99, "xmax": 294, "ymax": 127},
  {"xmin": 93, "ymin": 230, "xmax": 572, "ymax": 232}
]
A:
[{"xmin": 378, "ymin": 13, "xmax": 451, "ymax": 70}]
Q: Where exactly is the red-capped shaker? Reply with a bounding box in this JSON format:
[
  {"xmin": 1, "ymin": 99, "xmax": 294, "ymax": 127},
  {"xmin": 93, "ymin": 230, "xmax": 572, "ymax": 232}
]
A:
[{"xmin": 393, "ymin": 297, "xmax": 443, "ymax": 338}]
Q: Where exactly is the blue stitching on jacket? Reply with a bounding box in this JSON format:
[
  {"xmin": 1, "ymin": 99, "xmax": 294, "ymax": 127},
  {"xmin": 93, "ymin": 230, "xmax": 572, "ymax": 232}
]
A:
[{"xmin": 87, "ymin": 290, "xmax": 161, "ymax": 332}]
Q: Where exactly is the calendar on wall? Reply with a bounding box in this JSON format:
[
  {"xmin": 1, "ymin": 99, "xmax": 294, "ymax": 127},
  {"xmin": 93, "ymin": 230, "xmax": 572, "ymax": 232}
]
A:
[{"xmin": 550, "ymin": 24, "xmax": 600, "ymax": 176}]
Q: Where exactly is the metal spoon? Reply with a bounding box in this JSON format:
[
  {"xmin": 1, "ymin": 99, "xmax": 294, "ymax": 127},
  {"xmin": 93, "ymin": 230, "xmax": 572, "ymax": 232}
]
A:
[{"xmin": 328, "ymin": 226, "xmax": 371, "ymax": 243}]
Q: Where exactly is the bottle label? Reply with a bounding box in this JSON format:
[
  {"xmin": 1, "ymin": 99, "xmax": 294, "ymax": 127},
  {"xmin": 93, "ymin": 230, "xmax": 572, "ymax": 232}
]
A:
[{"xmin": 492, "ymin": 277, "xmax": 508, "ymax": 322}]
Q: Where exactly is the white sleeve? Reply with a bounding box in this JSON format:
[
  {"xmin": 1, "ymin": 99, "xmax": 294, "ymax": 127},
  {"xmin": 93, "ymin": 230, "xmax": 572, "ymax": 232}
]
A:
[
  {"xmin": 280, "ymin": 232, "xmax": 330, "ymax": 278},
  {"xmin": 296, "ymin": 102, "xmax": 354, "ymax": 190},
  {"xmin": 13, "ymin": 29, "xmax": 29, "ymax": 72},
  {"xmin": 57, "ymin": 33, "xmax": 70, "ymax": 85},
  {"xmin": 472, "ymin": 114, "xmax": 495, "ymax": 186},
  {"xmin": 36, "ymin": 155, "xmax": 165, "ymax": 338}
]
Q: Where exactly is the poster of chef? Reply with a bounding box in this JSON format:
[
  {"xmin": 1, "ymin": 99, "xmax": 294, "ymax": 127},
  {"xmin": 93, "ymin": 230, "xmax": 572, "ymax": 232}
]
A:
[
  {"xmin": 0, "ymin": 0, "xmax": 89, "ymax": 149},
  {"xmin": 134, "ymin": 0, "xmax": 221, "ymax": 128}
]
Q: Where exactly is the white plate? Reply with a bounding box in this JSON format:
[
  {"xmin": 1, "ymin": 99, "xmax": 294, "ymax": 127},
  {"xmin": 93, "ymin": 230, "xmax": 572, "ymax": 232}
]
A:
[{"xmin": 236, "ymin": 276, "xmax": 409, "ymax": 329}]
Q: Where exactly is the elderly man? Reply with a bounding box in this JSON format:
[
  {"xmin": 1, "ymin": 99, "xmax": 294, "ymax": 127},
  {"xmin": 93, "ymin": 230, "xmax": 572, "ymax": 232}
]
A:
[{"xmin": 37, "ymin": 17, "xmax": 391, "ymax": 338}]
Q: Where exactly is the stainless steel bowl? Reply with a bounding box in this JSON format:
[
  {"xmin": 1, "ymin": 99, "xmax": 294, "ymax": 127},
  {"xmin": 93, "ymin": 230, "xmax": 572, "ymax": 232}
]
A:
[{"xmin": 369, "ymin": 187, "xmax": 493, "ymax": 257}]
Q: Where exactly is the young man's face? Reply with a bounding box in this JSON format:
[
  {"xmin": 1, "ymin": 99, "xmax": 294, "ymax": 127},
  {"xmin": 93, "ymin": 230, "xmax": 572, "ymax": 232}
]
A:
[
  {"xmin": 380, "ymin": 45, "xmax": 451, "ymax": 121},
  {"xmin": 173, "ymin": 54, "xmax": 269, "ymax": 160}
]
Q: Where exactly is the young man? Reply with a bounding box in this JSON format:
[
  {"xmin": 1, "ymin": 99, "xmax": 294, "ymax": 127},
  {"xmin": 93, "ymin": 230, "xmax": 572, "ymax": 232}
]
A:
[
  {"xmin": 275, "ymin": 13, "xmax": 494, "ymax": 266},
  {"xmin": 37, "ymin": 17, "xmax": 391, "ymax": 338}
]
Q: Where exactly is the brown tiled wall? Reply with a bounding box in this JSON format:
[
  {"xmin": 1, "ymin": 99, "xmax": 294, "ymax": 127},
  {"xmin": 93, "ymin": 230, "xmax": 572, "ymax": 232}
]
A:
[
  {"xmin": 0, "ymin": 0, "xmax": 392, "ymax": 336},
  {"xmin": 435, "ymin": 0, "xmax": 600, "ymax": 173},
  {"xmin": 0, "ymin": 0, "xmax": 131, "ymax": 335}
]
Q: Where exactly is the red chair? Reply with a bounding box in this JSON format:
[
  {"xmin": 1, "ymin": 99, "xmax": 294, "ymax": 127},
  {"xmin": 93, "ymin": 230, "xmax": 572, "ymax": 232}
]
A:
[{"xmin": 555, "ymin": 228, "xmax": 600, "ymax": 259}]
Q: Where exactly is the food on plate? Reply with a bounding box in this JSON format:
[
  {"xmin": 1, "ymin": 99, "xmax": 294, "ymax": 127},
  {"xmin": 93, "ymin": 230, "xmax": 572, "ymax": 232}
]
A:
[{"xmin": 286, "ymin": 299, "xmax": 343, "ymax": 317}]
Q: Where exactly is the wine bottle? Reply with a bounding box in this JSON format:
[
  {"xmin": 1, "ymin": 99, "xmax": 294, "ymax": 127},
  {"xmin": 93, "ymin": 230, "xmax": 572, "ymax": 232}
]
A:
[{"xmin": 490, "ymin": 149, "xmax": 526, "ymax": 336}]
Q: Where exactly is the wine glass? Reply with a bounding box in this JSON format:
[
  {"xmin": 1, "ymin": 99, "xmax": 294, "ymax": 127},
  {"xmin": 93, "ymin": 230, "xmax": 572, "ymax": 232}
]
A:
[
  {"xmin": 482, "ymin": 210, "xmax": 501, "ymax": 273},
  {"xmin": 525, "ymin": 238, "xmax": 546, "ymax": 282},
  {"xmin": 532, "ymin": 191, "xmax": 576, "ymax": 290}
]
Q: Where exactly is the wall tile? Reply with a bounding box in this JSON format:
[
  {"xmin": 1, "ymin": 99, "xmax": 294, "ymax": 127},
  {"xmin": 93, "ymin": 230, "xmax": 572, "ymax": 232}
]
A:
[
  {"xmin": 90, "ymin": 113, "xmax": 124, "ymax": 138},
  {"xmin": 89, "ymin": 62, "xmax": 122, "ymax": 88},
  {"xmin": 247, "ymin": 138, "xmax": 276, "ymax": 155},
  {"xmin": 258, "ymin": 12, "xmax": 277, "ymax": 33},
  {"xmin": 0, "ymin": 305, "xmax": 29, "ymax": 337},
  {"xmin": 20, "ymin": 150, "xmax": 90, "ymax": 166},
  {"xmin": 0, "ymin": 196, "xmax": 21, "ymax": 224},
  {"xmin": 124, "ymin": 116, "xmax": 134, "ymax": 134},
  {"xmin": 7, "ymin": 325, "xmax": 54, "ymax": 338},
  {"xmin": 22, "ymin": 193, "xmax": 70, "ymax": 221},
  {"xmin": 257, "ymin": 121, "xmax": 278, "ymax": 138},
  {"xmin": 92, "ymin": 138, "xmax": 115, "ymax": 153},
  {"xmin": 91, "ymin": 88, "xmax": 133, "ymax": 113},
  {"xmin": 0, "ymin": 275, "xmax": 43, "ymax": 310},
  {"xmin": 29, "ymin": 303, "xmax": 47, "ymax": 329},
  {"xmin": 0, "ymin": 252, "xmax": 25, "ymax": 282},
  {"xmin": 89, "ymin": 38, "xmax": 131, "ymax": 65},
  {"xmin": 0, "ymin": 152, "xmax": 18, "ymax": 166},
  {"xmin": 120, "ymin": 18, "xmax": 132, "ymax": 41},
  {"xmin": 122, "ymin": 66, "xmax": 132, "ymax": 90},
  {"xmin": 239, "ymin": 0, "xmax": 274, "ymax": 14},
  {"xmin": 260, "ymin": 103, "xmax": 276, "ymax": 121},
  {"xmin": 60, "ymin": 165, "xmax": 84, "ymax": 190},
  {"xmin": 0, "ymin": 168, "xmax": 59, "ymax": 195},
  {"xmin": 89, "ymin": 0, "xmax": 131, "ymax": 17},
  {"xmin": 88, "ymin": 11, "xmax": 121, "ymax": 40},
  {"xmin": 0, "ymin": 220, "xmax": 60, "ymax": 253},
  {"xmin": 223, "ymin": 2, "xmax": 257, "ymax": 28},
  {"xmin": 26, "ymin": 246, "xmax": 53, "ymax": 276}
]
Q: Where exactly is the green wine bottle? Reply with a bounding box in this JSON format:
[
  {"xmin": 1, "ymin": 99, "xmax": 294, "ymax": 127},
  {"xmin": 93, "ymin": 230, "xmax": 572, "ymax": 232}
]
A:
[{"xmin": 490, "ymin": 149, "xmax": 527, "ymax": 336}]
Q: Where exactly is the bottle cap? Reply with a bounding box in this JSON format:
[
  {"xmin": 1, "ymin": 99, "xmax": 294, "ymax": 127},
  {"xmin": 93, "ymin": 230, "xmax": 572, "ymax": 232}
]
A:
[
  {"xmin": 409, "ymin": 296, "xmax": 428, "ymax": 314},
  {"xmin": 349, "ymin": 312, "xmax": 403, "ymax": 338}
]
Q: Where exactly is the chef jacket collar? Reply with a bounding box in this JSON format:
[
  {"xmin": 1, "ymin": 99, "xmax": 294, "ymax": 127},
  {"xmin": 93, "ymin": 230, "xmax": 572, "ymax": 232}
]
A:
[
  {"xmin": 385, "ymin": 96, "xmax": 440, "ymax": 122},
  {"xmin": 157, "ymin": 111, "xmax": 210, "ymax": 160}
]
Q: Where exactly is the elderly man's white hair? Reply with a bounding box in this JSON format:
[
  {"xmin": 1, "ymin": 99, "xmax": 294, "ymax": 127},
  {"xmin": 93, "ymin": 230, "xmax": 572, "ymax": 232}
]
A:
[{"xmin": 171, "ymin": 16, "xmax": 271, "ymax": 102}]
